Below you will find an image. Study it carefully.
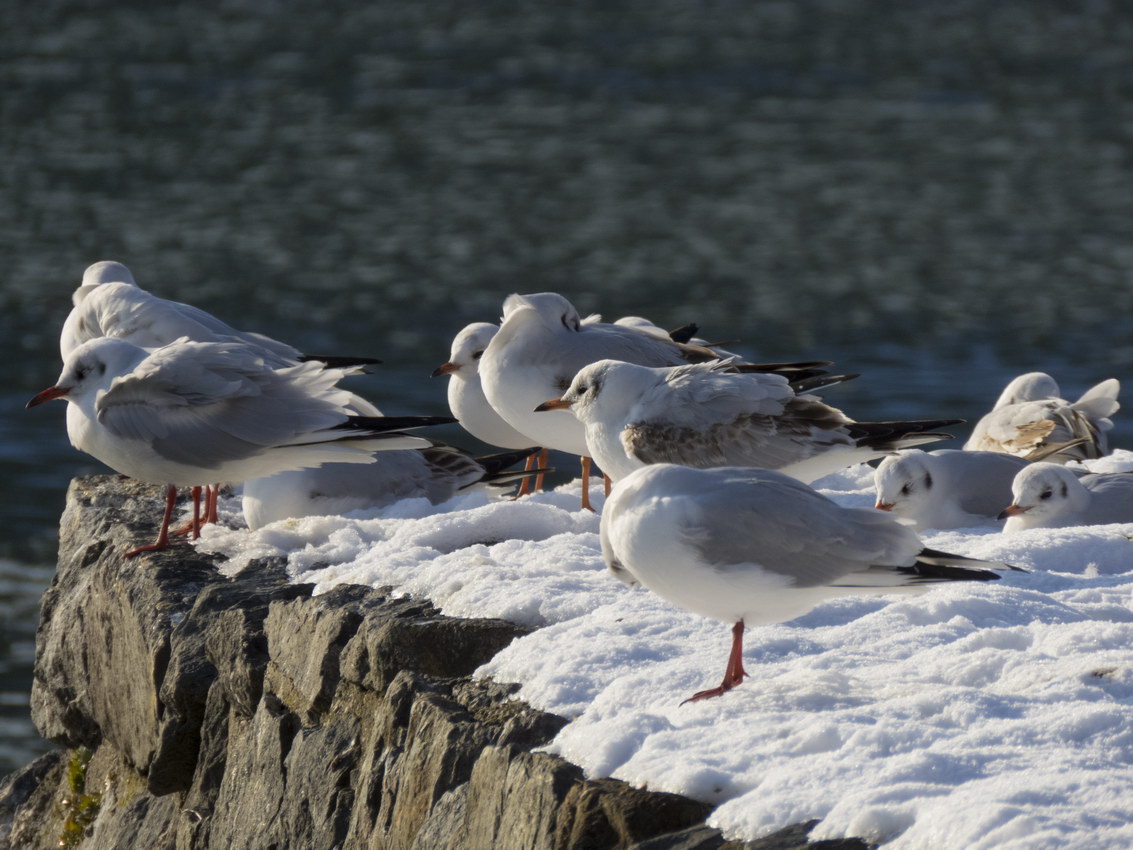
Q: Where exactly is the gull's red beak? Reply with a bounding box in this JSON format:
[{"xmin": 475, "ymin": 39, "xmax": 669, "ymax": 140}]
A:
[
  {"xmin": 26, "ymin": 386, "xmax": 69, "ymax": 408},
  {"xmin": 997, "ymin": 504, "xmax": 1030, "ymax": 519},
  {"xmin": 534, "ymin": 397, "xmax": 572, "ymax": 412},
  {"xmin": 874, "ymin": 501, "xmax": 895, "ymax": 512},
  {"xmin": 431, "ymin": 362, "xmax": 460, "ymax": 378}
]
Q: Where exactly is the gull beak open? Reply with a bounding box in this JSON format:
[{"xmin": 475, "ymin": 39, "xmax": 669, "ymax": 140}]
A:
[
  {"xmin": 997, "ymin": 504, "xmax": 1030, "ymax": 520},
  {"xmin": 26, "ymin": 385, "xmax": 70, "ymax": 408},
  {"xmin": 431, "ymin": 362, "xmax": 460, "ymax": 378},
  {"xmin": 534, "ymin": 397, "xmax": 572, "ymax": 412},
  {"xmin": 874, "ymin": 501, "xmax": 895, "ymax": 512}
]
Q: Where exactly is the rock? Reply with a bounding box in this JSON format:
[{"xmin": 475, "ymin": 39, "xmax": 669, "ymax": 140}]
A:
[{"xmin": 1, "ymin": 476, "xmax": 874, "ymax": 849}]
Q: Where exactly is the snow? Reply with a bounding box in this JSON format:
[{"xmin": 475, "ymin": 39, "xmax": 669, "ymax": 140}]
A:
[{"xmin": 196, "ymin": 449, "xmax": 1133, "ymax": 849}]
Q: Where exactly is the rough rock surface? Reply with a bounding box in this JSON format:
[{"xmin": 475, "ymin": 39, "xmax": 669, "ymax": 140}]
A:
[{"xmin": 0, "ymin": 476, "xmax": 872, "ymax": 849}]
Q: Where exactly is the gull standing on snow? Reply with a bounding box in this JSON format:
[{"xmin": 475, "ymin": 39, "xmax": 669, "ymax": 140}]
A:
[
  {"xmin": 538, "ymin": 359, "xmax": 960, "ymax": 484},
  {"xmin": 243, "ymin": 446, "xmax": 542, "ymax": 530},
  {"xmin": 61, "ymin": 260, "xmax": 380, "ymax": 371},
  {"xmin": 964, "ymin": 372, "xmax": 1120, "ymax": 462},
  {"xmin": 27, "ymin": 337, "xmax": 454, "ymax": 556},
  {"xmin": 478, "ymin": 293, "xmax": 727, "ymax": 509},
  {"xmin": 999, "ymin": 463, "xmax": 1133, "ymax": 531},
  {"xmin": 873, "ymin": 449, "xmax": 1032, "ymax": 530},
  {"xmin": 432, "ymin": 322, "xmax": 543, "ymax": 492},
  {"xmin": 601, "ymin": 464, "xmax": 1021, "ymax": 703}
]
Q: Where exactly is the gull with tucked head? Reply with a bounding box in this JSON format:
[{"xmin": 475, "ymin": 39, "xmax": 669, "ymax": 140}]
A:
[
  {"xmin": 965, "ymin": 372, "xmax": 1120, "ymax": 463},
  {"xmin": 61, "ymin": 260, "xmax": 380, "ymax": 371}
]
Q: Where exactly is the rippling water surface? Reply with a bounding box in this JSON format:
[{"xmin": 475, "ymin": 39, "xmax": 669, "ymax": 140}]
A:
[{"xmin": 3, "ymin": 1, "xmax": 1133, "ymax": 775}]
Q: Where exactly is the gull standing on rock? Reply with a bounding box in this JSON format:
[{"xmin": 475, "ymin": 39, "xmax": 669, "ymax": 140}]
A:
[
  {"xmin": 964, "ymin": 372, "xmax": 1120, "ymax": 462},
  {"xmin": 601, "ymin": 464, "xmax": 1022, "ymax": 703},
  {"xmin": 999, "ymin": 463, "xmax": 1133, "ymax": 531},
  {"xmin": 539, "ymin": 359, "xmax": 961, "ymax": 485},
  {"xmin": 61, "ymin": 260, "xmax": 384, "ymax": 524},
  {"xmin": 478, "ymin": 292, "xmax": 729, "ymax": 510},
  {"xmin": 873, "ymin": 449, "xmax": 1032, "ymax": 530},
  {"xmin": 27, "ymin": 336, "xmax": 454, "ymax": 556}
]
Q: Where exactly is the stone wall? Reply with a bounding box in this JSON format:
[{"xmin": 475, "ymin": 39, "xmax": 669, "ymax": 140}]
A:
[{"xmin": 0, "ymin": 476, "xmax": 870, "ymax": 850}]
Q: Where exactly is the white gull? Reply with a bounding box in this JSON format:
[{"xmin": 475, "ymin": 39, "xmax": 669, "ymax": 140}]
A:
[
  {"xmin": 999, "ymin": 462, "xmax": 1133, "ymax": 531},
  {"xmin": 601, "ymin": 463, "xmax": 1020, "ymax": 702},
  {"xmin": 873, "ymin": 449, "xmax": 1031, "ymax": 530},
  {"xmin": 541, "ymin": 358, "xmax": 959, "ymax": 484},
  {"xmin": 27, "ymin": 336, "xmax": 453, "ymax": 556}
]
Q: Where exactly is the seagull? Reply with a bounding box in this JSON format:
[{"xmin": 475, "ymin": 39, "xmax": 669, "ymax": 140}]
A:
[
  {"xmin": 538, "ymin": 359, "xmax": 960, "ymax": 485},
  {"xmin": 432, "ymin": 322, "xmax": 544, "ymax": 492},
  {"xmin": 61, "ymin": 260, "xmax": 380, "ymax": 371},
  {"xmin": 433, "ymin": 323, "xmax": 537, "ymax": 450},
  {"xmin": 480, "ymin": 292, "xmax": 832, "ymax": 508},
  {"xmin": 601, "ymin": 463, "xmax": 1022, "ymax": 703},
  {"xmin": 479, "ymin": 293, "xmax": 727, "ymax": 509},
  {"xmin": 964, "ymin": 372, "xmax": 1120, "ymax": 462},
  {"xmin": 242, "ymin": 446, "xmax": 543, "ymax": 529},
  {"xmin": 999, "ymin": 463, "xmax": 1133, "ymax": 531},
  {"xmin": 27, "ymin": 336, "xmax": 454, "ymax": 556},
  {"xmin": 612, "ymin": 316, "xmax": 739, "ymax": 355},
  {"xmin": 874, "ymin": 449, "xmax": 1031, "ymax": 530}
]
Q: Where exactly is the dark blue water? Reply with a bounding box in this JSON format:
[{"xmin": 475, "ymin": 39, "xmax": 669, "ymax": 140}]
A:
[{"xmin": 3, "ymin": 0, "xmax": 1133, "ymax": 775}]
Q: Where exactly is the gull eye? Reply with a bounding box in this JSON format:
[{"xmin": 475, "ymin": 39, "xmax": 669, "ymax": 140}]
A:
[
  {"xmin": 1039, "ymin": 489, "xmax": 1052, "ymax": 500},
  {"xmin": 75, "ymin": 366, "xmax": 89, "ymax": 381},
  {"xmin": 900, "ymin": 484, "xmax": 911, "ymax": 496},
  {"xmin": 577, "ymin": 385, "xmax": 589, "ymax": 395},
  {"xmin": 472, "ymin": 350, "xmax": 483, "ymax": 360}
]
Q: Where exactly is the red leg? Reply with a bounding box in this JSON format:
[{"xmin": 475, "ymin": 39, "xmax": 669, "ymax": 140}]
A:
[
  {"xmin": 580, "ymin": 457, "xmax": 595, "ymax": 512},
  {"xmin": 125, "ymin": 484, "xmax": 178, "ymax": 558},
  {"xmin": 206, "ymin": 484, "xmax": 220, "ymax": 524},
  {"xmin": 604, "ymin": 474, "xmax": 612, "ymax": 497},
  {"xmin": 682, "ymin": 621, "xmax": 748, "ymax": 704},
  {"xmin": 534, "ymin": 449, "xmax": 549, "ymax": 492},
  {"xmin": 514, "ymin": 455, "xmax": 536, "ymax": 499},
  {"xmin": 170, "ymin": 485, "xmax": 203, "ymax": 537}
]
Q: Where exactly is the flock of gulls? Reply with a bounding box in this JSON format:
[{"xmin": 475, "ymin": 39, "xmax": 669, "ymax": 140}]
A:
[{"xmin": 29, "ymin": 261, "xmax": 1132, "ymax": 702}]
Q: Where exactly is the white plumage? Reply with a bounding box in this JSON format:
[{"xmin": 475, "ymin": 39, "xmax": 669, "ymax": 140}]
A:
[
  {"xmin": 1001, "ymin": 463, "xmax": 1133, "ymax": 531},
  {"xmin": 553, "ymin": 358, "xmax": 959, "ymax": 483},
  {"xmin": 601, "ymin": 464, "xmax": 1018, "ymax": 702},
  {"xmin": 874, "ymin": 449, "xmax": 1031, "ymax": 530}
]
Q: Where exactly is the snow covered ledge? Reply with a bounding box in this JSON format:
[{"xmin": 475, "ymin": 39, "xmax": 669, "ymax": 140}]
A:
[{"xmin": 0, "ymin": 475, "xmax": 872, "ymax": 850}]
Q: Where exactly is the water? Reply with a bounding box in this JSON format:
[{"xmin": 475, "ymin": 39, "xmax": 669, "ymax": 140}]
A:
[{"xmin": 3, "ymin": 1, "xmax": 1133, "ymax": 775}]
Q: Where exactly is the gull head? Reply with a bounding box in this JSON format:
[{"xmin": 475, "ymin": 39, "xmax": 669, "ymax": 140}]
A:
[
  {"xmin": 28, "ymin": 336, "xmax": 147, "ymax": 408},
  {"xmin": 500, "ymin": 292, "xmax": 583, "ymax": 333},
  {"xmin": 80, "ymin": 261, "xmax": 137, "ymax": 289},
  {"xmin": 874, "ymin": 450, "xmax": 938, "ymax": 518},
  {"xmin": 537, "ymin": 359, "xmax": 653, "ymax": 425},
  {"xmin": 999, "ymin": 462, "xmax": 1087, "ymax": 530},
  {"xmin": 433, "ymin": 322, "xmax": 498, "ymax": 378}
]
